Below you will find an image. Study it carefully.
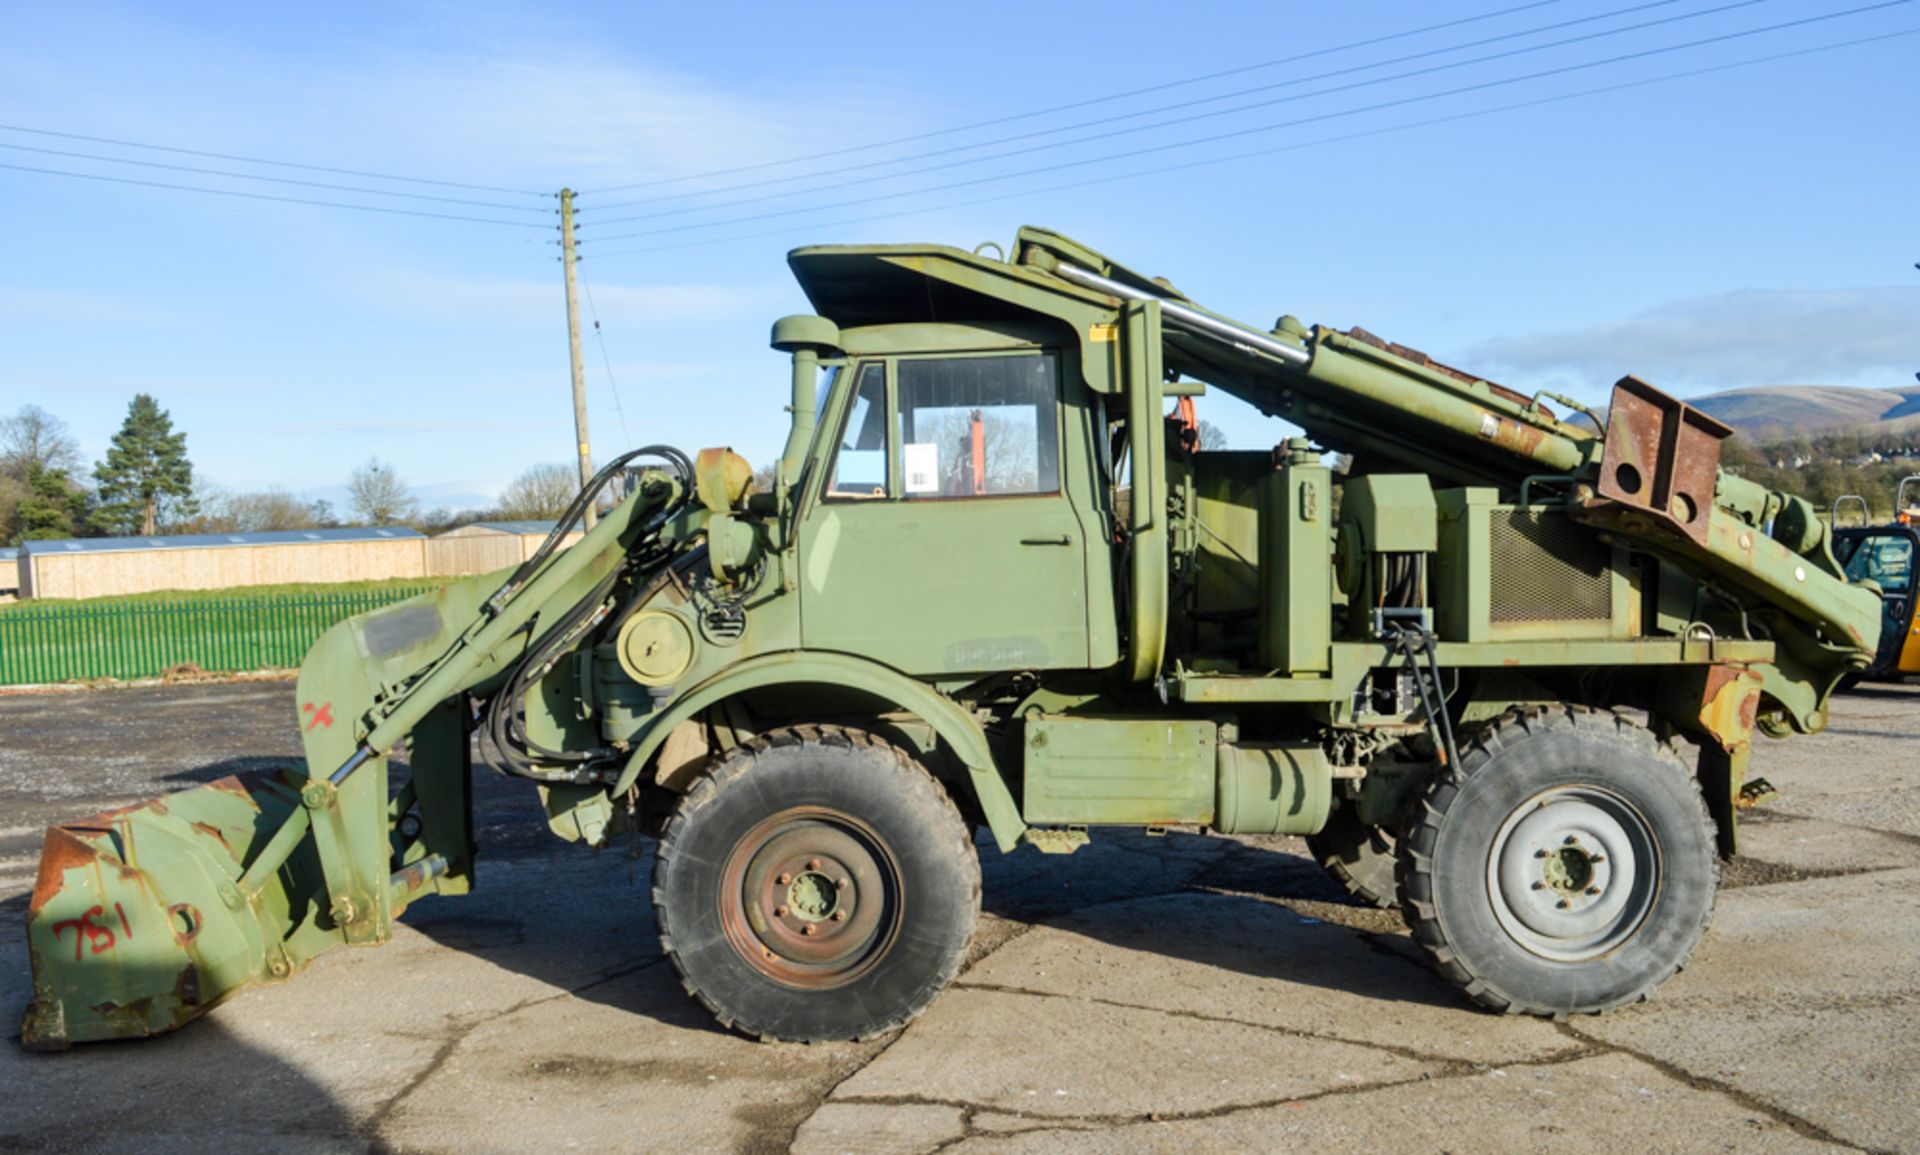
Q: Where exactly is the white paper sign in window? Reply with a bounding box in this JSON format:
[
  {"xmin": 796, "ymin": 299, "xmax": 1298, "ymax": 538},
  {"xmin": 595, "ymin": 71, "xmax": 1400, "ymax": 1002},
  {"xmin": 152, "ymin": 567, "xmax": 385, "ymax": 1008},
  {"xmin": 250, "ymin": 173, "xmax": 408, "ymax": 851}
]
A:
[{"xmin": 904, "ymin": 442, "xmax": 940, "ymax": 494}]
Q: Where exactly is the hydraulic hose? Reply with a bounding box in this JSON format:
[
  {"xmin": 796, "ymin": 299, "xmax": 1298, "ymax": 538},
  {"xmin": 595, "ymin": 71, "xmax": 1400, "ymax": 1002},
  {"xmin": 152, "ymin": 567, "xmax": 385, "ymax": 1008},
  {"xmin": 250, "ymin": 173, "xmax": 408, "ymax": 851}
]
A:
[{"xmin": 481, "ymin": 444, "xmax": 695, "ymax": 784}]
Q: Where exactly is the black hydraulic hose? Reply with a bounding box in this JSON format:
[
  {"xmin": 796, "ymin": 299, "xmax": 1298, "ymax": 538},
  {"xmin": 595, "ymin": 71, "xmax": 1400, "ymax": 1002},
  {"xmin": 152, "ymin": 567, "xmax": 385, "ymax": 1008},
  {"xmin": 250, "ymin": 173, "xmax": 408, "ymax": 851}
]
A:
[
  {"xmin": 480, "ymin": 443, "xmax": 695, "ymax": 784},
  {"xmin": 493, "ymin": 444, "xmax": 694, "ymax": 610}
]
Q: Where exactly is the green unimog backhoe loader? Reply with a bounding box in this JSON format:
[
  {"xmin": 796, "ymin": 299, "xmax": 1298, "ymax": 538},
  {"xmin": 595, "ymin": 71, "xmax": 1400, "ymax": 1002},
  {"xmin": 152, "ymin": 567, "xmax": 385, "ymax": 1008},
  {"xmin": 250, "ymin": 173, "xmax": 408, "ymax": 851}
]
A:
[{"xmin": 22, "ymin": 227, "xmax": 1878, "ymax": 1048}]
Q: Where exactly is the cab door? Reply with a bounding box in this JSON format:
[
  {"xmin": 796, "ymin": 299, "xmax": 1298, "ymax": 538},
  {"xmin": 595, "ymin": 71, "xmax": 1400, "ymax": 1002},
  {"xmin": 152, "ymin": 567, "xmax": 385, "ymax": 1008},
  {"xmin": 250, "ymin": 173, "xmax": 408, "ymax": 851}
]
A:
[
  {"xmin": 797, "ymin": 351, "xmax": 1090, "ymax": 676},
  {"xmin": 1837, "ymin": 527, "xmax": 1920, "ymax": 675}
]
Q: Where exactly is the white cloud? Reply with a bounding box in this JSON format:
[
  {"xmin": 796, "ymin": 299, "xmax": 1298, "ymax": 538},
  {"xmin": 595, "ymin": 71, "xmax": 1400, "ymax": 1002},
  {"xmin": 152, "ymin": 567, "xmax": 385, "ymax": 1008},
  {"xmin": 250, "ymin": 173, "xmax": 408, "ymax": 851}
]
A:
[{"xmin": 1467, "ymin": 286, "xmax": 1920, "ymax": 395}]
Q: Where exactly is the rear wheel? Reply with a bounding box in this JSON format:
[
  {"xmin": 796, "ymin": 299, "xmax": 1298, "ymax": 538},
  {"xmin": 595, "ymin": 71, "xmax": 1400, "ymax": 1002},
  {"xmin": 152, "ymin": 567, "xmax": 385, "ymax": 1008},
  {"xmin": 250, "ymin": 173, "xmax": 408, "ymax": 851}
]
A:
[
  {"xmin": 1308, "ymin": 806, "xmax": 1400, "ymax": 909},
  {"xmin": 654, "ymin": 725, "xmax": 980, "ymax": 1041},
  {"xmin": 1399, "ymin": 706, "xmax": 1718, "ymax": 1016}
]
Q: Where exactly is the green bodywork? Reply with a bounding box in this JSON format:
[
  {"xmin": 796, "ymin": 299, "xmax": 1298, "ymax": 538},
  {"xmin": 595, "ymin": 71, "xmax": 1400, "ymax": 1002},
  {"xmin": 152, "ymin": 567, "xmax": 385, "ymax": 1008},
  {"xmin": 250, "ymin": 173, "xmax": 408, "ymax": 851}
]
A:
[{"xmin": 23, "ymin": 226, "xmax": 1880, "ymax": 1047}]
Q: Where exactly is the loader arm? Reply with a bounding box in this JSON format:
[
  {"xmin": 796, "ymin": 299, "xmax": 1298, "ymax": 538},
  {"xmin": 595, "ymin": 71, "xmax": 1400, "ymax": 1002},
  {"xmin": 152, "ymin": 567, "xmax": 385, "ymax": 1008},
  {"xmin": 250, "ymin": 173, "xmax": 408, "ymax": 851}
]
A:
[
  {"xmin": 1009, "ymin": 228, "xmax": 1878, "ymax": 731},
  {"xmin": 21, "ymin": 471, "xmax": 688, "ymax": 1049}
]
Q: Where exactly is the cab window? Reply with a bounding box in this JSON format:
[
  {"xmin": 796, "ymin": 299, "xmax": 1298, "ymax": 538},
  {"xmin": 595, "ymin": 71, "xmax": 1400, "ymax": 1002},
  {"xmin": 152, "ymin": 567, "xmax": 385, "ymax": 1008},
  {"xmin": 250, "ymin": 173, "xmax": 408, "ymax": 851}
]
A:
[
  {"xmin": 824, "ymin": 362, "xmax": 889, "ymax": 499},
  {"xmin": 1842, "ymin": 534, "xmax": 1913, "ymax": 593},
  {"xmin": 895, "ymin": 353, "xmax": 1059, "ymax": 499}
]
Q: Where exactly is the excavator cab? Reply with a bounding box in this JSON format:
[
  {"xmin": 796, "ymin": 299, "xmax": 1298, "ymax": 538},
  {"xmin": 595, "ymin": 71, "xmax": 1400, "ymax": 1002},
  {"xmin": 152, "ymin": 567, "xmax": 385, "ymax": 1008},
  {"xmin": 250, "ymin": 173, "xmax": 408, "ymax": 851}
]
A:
[
  {"xmin": 1834, "ymin": 521, "xmax": 1920, "ymax": 678},
  {"xmin": 1830, "ymin": 475, "xmax": 1920, "ymax": 680}
]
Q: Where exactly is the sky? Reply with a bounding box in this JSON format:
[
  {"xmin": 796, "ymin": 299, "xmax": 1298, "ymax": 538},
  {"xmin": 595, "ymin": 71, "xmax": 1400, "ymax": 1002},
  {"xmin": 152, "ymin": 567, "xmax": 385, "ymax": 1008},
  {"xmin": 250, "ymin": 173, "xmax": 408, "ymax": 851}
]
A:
[{"xmin": 1, "ymin": 0, "xmax": 1915, "ymax": 514}]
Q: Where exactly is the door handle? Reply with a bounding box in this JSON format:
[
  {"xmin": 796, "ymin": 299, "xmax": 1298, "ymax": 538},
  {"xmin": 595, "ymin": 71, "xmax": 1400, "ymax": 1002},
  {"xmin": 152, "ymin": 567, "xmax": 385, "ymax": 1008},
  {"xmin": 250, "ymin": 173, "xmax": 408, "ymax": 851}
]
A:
[{"xmin": 1020, "ymin": 534, "xmax": 1073, "ymax": 546}]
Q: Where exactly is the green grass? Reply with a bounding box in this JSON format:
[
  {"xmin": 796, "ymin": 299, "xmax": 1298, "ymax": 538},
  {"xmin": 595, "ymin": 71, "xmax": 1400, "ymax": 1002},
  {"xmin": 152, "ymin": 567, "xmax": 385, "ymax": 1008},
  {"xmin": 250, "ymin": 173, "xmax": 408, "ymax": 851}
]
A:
[
  {"xmin": 0, "ymin": 576, "xmax": 450, "ymax": 613},
  {"xmin": 0, "ymin": 580, "xmax": 453, "ymax": 685}
]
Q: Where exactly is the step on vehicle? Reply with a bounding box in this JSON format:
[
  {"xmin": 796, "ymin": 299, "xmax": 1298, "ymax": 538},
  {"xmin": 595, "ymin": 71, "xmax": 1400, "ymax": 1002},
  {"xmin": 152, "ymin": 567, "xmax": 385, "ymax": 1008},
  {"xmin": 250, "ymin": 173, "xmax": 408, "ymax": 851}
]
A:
[{"xmin": 22, "ymin": 228, "xmax": 1880, "ymax": 1048}]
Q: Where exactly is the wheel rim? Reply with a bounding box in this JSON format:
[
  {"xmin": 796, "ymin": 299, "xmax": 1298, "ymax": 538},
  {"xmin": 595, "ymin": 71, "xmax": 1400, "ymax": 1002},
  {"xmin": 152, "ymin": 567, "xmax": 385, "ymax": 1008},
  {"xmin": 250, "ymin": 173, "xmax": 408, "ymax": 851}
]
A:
[
  {"xmin": 1486, "ymin": 785, "xmax": 1661, "ymax": 962},
  {"xmin": 718, "ymin": 806, "xmax": 904, "ymax": 989}
]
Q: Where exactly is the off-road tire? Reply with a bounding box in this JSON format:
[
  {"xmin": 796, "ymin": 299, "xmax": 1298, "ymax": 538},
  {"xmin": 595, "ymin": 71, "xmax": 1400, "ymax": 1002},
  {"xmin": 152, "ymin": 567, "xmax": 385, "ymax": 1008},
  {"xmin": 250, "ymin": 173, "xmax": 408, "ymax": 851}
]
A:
[
  {"xmin": 1308, "ymin": 806, "xmax": 1400, "ymax": 909},
  {"xmin": 1398, "ymin": 705, "xmax": 1718, "ymax": 1016},
  {"xmin": 653, "ymin": 724, "xmax": 980, "ymax": 1042}
]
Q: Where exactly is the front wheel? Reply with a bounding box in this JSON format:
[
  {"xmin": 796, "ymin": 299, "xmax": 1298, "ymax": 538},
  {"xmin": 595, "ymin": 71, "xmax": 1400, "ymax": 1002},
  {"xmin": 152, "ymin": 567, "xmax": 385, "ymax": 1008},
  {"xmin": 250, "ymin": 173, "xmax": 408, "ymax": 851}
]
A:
[
  {"xmin": 1399, "ymin": 706, "xmax": 1718, "ymax": 1016},
  {"xmin": 653, "ymin": 725, "xmax": 980, "ymax": 1042}
]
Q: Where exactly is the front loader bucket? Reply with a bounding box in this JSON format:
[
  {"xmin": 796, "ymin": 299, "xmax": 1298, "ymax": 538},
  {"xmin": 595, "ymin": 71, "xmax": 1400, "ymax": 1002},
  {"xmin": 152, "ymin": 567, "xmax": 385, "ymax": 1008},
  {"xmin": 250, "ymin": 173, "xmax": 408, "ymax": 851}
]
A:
[{"xmin": 21, "ymin": 767, "xmax": 325, "ymax": 1050}]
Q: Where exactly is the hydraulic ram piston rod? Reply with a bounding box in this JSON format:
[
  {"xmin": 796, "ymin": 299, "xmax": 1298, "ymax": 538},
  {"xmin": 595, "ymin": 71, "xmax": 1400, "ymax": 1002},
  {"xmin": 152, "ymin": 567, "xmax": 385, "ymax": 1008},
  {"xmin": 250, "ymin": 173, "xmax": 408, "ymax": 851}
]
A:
[{"xmin": 1052, "ymin": 261, "xmax": 1311, "ymax": 369}]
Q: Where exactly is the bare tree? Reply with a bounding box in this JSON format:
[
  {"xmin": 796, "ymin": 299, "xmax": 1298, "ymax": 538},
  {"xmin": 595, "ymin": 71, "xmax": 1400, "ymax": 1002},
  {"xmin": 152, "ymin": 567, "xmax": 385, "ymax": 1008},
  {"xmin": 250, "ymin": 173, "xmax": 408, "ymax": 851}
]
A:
[
  {"xmin": 496, "ymin": 463, "xmax": 579, "ymax": 520},
  {"xmin": 347, "ymin": 458, "xmax": 418, "ymax": 526},
  {"xmin": 0, "ymin": 405, "xmax": 81, "ymax": 477},
  {"xmin": 1197, "ymin": 420, "xmax": 1229, "ymax": 451}
]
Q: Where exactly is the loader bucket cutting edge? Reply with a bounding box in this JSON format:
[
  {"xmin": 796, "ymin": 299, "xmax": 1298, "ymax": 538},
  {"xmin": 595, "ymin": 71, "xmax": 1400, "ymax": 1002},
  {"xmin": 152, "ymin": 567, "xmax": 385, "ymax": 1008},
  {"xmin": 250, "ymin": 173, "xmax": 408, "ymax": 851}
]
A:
[{"xmin": 20, "ymin": 767, "xmax": 321, "ymax": 1050}]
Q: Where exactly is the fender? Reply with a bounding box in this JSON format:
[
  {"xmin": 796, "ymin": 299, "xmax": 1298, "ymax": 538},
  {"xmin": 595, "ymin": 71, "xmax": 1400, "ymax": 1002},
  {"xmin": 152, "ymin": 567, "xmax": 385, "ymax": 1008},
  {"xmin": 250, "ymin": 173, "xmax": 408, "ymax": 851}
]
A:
[{"xmin": 613, "ymin": 650, "xmax": 1027, "ymax": 852}]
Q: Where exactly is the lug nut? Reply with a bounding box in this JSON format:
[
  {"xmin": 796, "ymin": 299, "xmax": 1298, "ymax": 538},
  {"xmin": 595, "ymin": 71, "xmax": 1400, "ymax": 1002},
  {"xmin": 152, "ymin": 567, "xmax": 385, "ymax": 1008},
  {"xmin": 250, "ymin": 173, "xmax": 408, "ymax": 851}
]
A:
[
  {"xmin": 776, "ymin": 873, "xmax": 791, "ymax": 886},
  {"xmin": 1591, "ymin": 854, "xmax": 1606, "ymax": 864},
  {"xmin": 801, "ymin": 925, "xmax": 816, "ymax": 936},
  {"xmin": 1556, "ymin": 899, "xmax": 1570, "ymax": 909},
  {"xmin": 1563, "ymin": 835, "xmax": 1579, "ymax": 846},
  {"xmin": 1531, "ymin": 882, "xmax": 1545, "ymax": 890},
  {"xmin": 1586, "ymin": 886, "xmax": 1601, "ymax": 895},
  {"xmin": 775, "ymin": 905, "xmax": 788, "ymax": 917},
  {"xmin": 1534, "ymin": 849, "xmax": 1548, "ymax": 859},
  {"xmin": 830, "ymin": 911, "xmax": 846, "ymax": 922},
  {"xmin": 763, "ymin": 948, "xmax": 776, "ymax": 960},
  {"xmin": 835, "ymin": 877, "xmax": 849, "ymax": 890},
  {"xmin": 807, "ymin": 858, "xmax": 822, "ymax": 870}
]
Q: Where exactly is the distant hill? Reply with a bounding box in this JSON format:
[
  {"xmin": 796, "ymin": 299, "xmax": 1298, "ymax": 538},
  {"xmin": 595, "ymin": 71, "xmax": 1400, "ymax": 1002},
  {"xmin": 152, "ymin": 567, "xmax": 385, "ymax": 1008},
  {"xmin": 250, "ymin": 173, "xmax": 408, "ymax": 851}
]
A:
[{"xmin": 1690, "ymin": 386, "xmax": 1920, "ymax": 439}]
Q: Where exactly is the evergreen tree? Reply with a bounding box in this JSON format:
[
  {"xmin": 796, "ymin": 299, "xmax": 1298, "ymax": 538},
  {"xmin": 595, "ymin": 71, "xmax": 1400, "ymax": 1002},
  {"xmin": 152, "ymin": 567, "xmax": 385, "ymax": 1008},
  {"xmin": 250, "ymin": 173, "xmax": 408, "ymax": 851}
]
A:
[
  {"xmin": 13, "ymin": 464, "xmax": 90, "ymax": 543},
  {"xmin": 92, "ymin": 394, "xmax": 197, "ymax": 536}
]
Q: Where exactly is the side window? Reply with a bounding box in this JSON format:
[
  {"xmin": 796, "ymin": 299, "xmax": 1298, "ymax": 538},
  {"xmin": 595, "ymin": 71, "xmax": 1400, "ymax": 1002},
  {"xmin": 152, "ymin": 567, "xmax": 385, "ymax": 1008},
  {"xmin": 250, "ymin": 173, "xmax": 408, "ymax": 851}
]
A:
[
  {"xmin": 1844, "ymin": 535, "xmax": 1913, "ymax": 593},
  {"xmin": 825, "ymin": 363, "xmax": 889, "ymax": 499},
  {"xmin": 896, "ymin": 354, "xmax": 1060, "ymax": 499}
]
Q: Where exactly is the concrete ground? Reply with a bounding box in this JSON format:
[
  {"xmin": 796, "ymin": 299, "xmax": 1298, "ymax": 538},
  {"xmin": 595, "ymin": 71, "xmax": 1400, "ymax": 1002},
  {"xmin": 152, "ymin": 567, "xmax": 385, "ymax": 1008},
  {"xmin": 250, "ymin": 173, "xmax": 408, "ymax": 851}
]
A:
[{"xmin": 1, "ymin": 679, "xmax": 1917, "ymax": 1154}]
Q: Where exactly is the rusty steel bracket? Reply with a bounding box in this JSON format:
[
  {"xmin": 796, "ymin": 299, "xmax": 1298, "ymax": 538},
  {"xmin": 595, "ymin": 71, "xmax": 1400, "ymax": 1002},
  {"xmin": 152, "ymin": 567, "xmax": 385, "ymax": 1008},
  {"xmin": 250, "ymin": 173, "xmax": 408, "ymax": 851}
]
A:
[{"xmin": 1596, "ymin": 376, "xmax": 1733, "ymax": 547}]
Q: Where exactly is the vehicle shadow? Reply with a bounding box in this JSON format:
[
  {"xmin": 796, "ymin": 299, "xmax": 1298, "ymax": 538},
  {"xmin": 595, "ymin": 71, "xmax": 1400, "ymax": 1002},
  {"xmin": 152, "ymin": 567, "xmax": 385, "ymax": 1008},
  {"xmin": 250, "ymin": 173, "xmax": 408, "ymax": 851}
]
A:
[
  {"xmin": 399, "ymin": 821, "xmax": 1469, "ymax": 1037},
  {"xmin": 0, "ymin": 892, "xmax": 366, "ymax": 1153}
]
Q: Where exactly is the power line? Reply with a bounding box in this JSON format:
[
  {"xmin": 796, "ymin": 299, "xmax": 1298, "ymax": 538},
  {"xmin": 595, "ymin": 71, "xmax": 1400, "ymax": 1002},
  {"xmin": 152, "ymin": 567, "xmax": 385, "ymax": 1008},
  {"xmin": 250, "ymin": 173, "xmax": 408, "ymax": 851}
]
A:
[
  {"xmin": 0, "ymin": 121, "xmax": 550, "ymax": 198},
  {"xmin": 576, "ymin": 1, "xmax": 1907, "ymax": 245},
  {"xmin": 583, "ymin": 0, "xmax": 1692, "ymax": 215},
  {"xmin": 579, "ymin": 0, "xmax": 1775, "ymax": 231},
  {"xmin": 579, "ymin": 25, "xmax": 1918, "ymax": 261},
  {"xmin": 0, "ymin": 141, "xmax": 554, "ymax": 213},
  {"xmin": 576, "ymin": 267, "xmax": 634, "ymax": 449},
  {"xmin": 0, "ymin": 161, "xmax": 558, "ymax": 228},
  {"xmin": 582, "ymin": 0, "xmax": 1580, "ymax": 196}
]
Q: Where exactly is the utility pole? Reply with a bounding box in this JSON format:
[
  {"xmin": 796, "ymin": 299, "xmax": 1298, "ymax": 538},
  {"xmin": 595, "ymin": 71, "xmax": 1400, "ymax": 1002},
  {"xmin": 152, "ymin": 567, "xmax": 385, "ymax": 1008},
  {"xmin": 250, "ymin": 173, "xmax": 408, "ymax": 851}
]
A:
[{"xmin": 559, "ymin": 188, "xmax": 595, "ymax": 528}]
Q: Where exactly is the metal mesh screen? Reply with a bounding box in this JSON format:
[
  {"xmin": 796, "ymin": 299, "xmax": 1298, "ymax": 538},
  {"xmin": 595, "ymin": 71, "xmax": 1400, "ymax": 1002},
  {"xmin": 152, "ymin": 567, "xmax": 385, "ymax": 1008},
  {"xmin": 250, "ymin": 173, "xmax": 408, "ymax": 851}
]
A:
[{"xmin": 1489, "ymin": 510, "xmax": 1613, "ymax": 623}]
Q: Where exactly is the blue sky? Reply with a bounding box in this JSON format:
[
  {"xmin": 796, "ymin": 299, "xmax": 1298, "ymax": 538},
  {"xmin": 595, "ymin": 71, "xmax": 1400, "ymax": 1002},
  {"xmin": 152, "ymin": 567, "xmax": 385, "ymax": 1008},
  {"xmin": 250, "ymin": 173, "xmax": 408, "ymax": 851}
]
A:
[{"xmin": 2, "ymin": 1, "xmax": 1915, "ymax": 513}]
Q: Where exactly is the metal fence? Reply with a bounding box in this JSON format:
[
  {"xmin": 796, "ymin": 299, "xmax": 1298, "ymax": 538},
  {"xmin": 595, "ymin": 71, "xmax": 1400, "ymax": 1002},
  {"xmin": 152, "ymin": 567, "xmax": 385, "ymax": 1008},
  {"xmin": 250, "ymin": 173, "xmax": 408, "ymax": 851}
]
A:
[{"xmin": 0, "ymin": 587, "xmax": 438, "ymax": 686}]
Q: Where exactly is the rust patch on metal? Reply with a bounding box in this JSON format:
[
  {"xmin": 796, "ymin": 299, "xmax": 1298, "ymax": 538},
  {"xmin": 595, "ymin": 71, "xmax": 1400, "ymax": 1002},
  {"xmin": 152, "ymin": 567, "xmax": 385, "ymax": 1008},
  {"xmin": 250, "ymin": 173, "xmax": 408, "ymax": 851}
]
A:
[
  {"xmin": 31, "ymin": 827, "xmax": 98, "ymax": 916},
  {"xmin": 188, "ymin": 821, "xmax": 234, "ymax": 853},
  {"xmin": 1597, "ymin": 376, "xmax": 1730, "ymax": 547},
  {"xmin": 176, "ymin": 964, "xmax": 202, "ymax": 1007},
  {"xmin": 1698, "ymin": 664, "xmax": 1763, "ymax": 751},
  {"xmin": 205, "ymin": 775, "xmax": 253, "ymax": 798},
  {"xmin": 1492, "ymin": 418, "xmax": 1548, "ymax": 456},
  {"xmin": 169, "ymin": 903, "xmax": 203, "ymax": 946},
  {"xmin": 93, "ymin": 796, "xmax": 169, "ymax": 821},
  {"xmin": 1344, "ymin": 326, "xmax": 1548, "ymax": 416}
]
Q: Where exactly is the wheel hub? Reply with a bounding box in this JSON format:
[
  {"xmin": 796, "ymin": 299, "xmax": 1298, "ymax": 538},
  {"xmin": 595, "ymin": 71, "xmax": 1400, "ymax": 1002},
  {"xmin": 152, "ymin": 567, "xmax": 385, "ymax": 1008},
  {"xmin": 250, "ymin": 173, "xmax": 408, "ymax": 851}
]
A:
[
  {"xmin": 718, "ymin": 807, "xmax": 902, "ymax": 989},
  {"xmin": 1488, "ymin": 786, "xmax": 1660, "ymax": 962}
]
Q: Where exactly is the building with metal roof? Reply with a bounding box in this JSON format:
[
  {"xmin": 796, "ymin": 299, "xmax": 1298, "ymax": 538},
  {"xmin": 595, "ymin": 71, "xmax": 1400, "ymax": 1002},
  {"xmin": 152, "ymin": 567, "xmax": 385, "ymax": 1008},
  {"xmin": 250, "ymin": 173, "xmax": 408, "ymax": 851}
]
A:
[
  {"xmin": 426, "ymin": 520, "xmax": 580, "ymax": 578},
  {"xmin": 17, "ymin": 527, "xmax": 429, "ymax": 601},
  {"xmin": 17, "ymin": 526, "xmax": 421, "ymax": 556}
]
